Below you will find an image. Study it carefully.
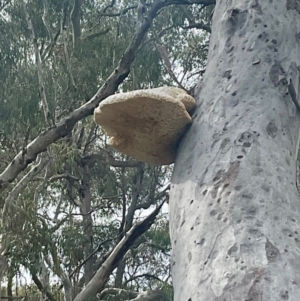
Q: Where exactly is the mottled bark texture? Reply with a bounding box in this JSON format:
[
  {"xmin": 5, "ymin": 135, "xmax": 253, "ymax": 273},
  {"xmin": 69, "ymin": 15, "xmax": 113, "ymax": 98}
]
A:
[{"xmin": 169, "ymin": 1, "xmax": 300, "ymax": 300}]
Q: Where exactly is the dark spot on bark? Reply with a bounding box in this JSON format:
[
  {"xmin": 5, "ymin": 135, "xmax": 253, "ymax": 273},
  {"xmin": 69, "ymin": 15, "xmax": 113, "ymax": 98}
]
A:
[
  {"xmin": 261, "ymin": 183, "xmax": 270, "ymax": 192},
  {"xmin": 255, "ymin": 220, "xmax": 263, "ymax": 227},
  {"xmin": 237, "ymin": 155, "xmax": 243, "ymax": 159},
  {"xmin": 254, "ymin": 18, "xmax": 262, "ymax": 24},
  {"xmin": 232, "ymin": 91, "xmax": 237, "ymax": 96},
  {"xmin": 280, "ymin": 290, "xmax": 289, "ymax": 300},
  {"xmin": 237, "ymin": 131, "xmax": 254, "ymax": 144},
  {"xmin": 251, "ymin": 0, "xmax": 262, "ymax": 13},
  {"xmin": 269, "ymin": 62, "xmax": 286, "ymax": 87},
  {"xmin": 190, "ymin": 199, "xmax": 194, "ymax": 204},
  {"xmin": 228, "ymin": 243, "xmax": 238, "ymax": 255},
  {"xmin": 226, "ymin": 8, "xmax": 247, "ymax": 35},
  {"xmin": 220, "ymin": 138, "xmax": 230, "ymax": 149},
  {"xmin": 202, "ymin": 189, "xmax": 207, "ymax": 196},
  {"xmin": 223, "ymin": 70, "xmax": 232, "ymax": 79},
  {"xmin": 188, "ymin": 298, "xmax": 192, "ymax": 301},
  {"xmin": 265, "ymin": 239, "xmax": 280, "ymax": 262},
  {"xmin": 246, "ymin": 207, "xmax": 257, "ymax": 219},
  {"xmin": 213, "ymin": 173, "xmax": 221, "ymax": 182},
  {"xmin": 243, "ymin": 142, "xmax": 251, "ymax": 147},
  {"xmin": 217, "ymin": 198, "xmax": 221, "ymax": 203},
  {"xmin": 217, "ymin": 213, "xmax": 223, "ymax": 220},
  {"xmin": 230, "ymin": 8, "xmax": 241, "ymax": 17},
  {"xmin": 266, "ymin": 121, "xmax": 277, "ymax": 138},
  {"xmin": 199, "ymin": 238, "xmax": 205, "ymax": 245},
  {"xmin": 210, "ymin": 210, "xmax": 218, "ymax": 216},
  {"xmin": 190, "ymin": 227, "xmax": 194, "ymax": 230},
  {"xmin": 264, "ymin": 24, "xmax": 267, "ymax": 27},
  {"xmin": 227, "ymin": 46, "xmax": 234, "ymax": 53},
  {"xmin": 223, "ymin": 217, "xmax": 228, "ymax": 222},
  {"xmin": 272, "ymin": 39, "xmax": 277, "ymax": 44}
]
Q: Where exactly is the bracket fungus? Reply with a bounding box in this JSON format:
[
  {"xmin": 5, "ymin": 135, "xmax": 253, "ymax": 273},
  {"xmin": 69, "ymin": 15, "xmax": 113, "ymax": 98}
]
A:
[{"xmin": 94, "ymin": 87, "xmax": 196, "ymax": 165}]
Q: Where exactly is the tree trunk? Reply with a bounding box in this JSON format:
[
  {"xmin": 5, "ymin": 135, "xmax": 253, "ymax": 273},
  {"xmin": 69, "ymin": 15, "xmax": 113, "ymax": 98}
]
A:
[
  {"xmin": 169, "ymin": 1, "xmax": 300, "ymax": 300},
  {"xmin": 80, "ymin": 171, "xmax": 94, "ymax": 285}
]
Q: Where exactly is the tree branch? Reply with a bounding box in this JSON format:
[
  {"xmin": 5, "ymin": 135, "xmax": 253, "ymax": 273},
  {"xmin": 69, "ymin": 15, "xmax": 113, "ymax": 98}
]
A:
[
  {"xmin": 22, "ymin": 1, "xmax": 54, "ymax": 127},
  {"xmin": 42, "ymin": 0, "xmax": 54, "ymax": 44},
  {"xmin": 31, "ymin": 273, "xmax": 58, "ymax": 301},
  {"xmin": 0, "ymin": 0, "xmax": 164, "ymax": 193},
  {"xmin": 71, "ymin": 0, "xmax": 84, "ymax": 48},
  {"xmin": 0, "ymin": 0, "xmax": 214, "ymax": 193},
  {"xmin": 73, "ymin": 202, "xmax": 165, "ymax": 301}
]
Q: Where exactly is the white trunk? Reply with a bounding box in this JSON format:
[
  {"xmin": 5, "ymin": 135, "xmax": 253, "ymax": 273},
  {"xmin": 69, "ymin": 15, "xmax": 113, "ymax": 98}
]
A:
[{"xmin": 169, "ymin": 1, "xmax": 300, "ymax": 300}]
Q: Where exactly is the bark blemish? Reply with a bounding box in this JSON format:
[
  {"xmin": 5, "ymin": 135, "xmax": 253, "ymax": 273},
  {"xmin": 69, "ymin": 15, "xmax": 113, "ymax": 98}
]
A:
[
  {"xmin": 220, "ymin": 138, "xmax": 230, "ymax": 150},
  {"xmin": 227, "ymin": 243, "xmax": 238, "ymax": 255},
  {"xmin": 217, "ymin": 213, "xmax": 223, "ymax": 220},
  {"xmin": 223, "ymin": 70, "xmax": 232, "ymax": 79},
  {"xmin": 280, "ymin": 290, "xmax": 289, "ymax": 300},
  {"xmin": 269, "ymin": 62, "xmax": 287, "ymax": 87},
  {"xmin": 254, "ymin": 18, "xmax": 262, "ymax": 25},
  {"xmin": 265, "ymin": 239, "xmax": 280, "ymax": 262},
  {"xmin": 266, "ymin": 121, "xmax": 278, "ymax": 138},
  {"xmin": 197, "ymin": 238, "xmax": 205, "ymax": 246},
  {"xmin": 245, "ymin": 207, "xmax": 257, "ymax": 219},
  {"xmin": 283, "ymin": 229, "xmax": 293, "ymax": 237},
  {"xmin": 236, "ymin": 131, "xmax": 254, "ymax": 145},
  {"xmin": 224, "ymin": 8, "xmax": 248, "ymax": 36},
  {"xmin": 210, "ymin": 209, "xmax": 218, "ymax": 216}
]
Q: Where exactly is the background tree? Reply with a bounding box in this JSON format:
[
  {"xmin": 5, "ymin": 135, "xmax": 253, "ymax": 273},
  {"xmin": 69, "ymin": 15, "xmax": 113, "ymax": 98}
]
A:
[{"xmin": 0, "ymin": 0, "xmax": 213, "ymax": 301}]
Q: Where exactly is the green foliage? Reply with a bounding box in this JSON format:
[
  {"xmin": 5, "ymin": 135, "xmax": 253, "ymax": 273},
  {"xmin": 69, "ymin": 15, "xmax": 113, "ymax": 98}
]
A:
[{"xmin": 0, "ymin": 0, "xmax": 210, "ymax": 300}]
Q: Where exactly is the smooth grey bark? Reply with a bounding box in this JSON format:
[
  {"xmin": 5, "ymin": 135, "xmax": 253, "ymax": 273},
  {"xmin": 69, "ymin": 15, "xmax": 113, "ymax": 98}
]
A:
[
  {"xmin": 80, "ymin": 171, "xmax": 94, "ymax": 285},
  {"xmin": 169, "ymin": 1, "xmax": 300, "ymax": 300}
]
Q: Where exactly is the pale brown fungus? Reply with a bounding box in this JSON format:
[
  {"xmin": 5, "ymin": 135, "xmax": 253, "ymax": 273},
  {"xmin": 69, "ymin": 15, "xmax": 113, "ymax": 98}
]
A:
[{"xmin": 94, "ymin": 87, "xmax": 196, "ymax": 165}]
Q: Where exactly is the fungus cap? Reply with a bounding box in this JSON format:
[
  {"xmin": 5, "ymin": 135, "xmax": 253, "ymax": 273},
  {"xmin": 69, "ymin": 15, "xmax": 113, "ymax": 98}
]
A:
[{"xmin": 94, "ymin": 87, "xmax": 196, "ymax": 165}]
